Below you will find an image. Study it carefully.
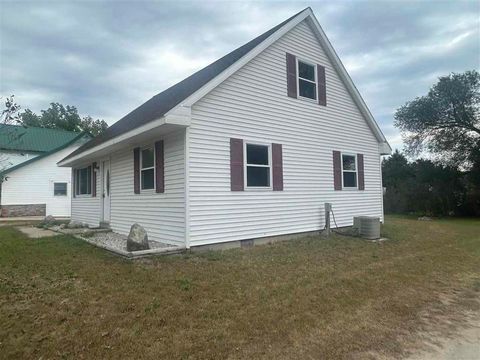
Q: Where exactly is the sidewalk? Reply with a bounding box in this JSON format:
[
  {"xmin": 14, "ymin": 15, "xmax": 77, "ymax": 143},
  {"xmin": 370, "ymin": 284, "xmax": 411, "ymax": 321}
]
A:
[
  {"xmin": 0, "ymin": 216, "xmax": 44, "ymax": 222},
  {"xmin": 0, "ymin": 216, "xmax": 70, "ymax": 222}
]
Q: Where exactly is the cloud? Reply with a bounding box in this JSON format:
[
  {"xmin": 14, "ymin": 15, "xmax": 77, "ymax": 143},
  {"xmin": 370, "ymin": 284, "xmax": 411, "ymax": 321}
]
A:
[{"xmin": 1, "ymin": 0, "xmax": 478, "ymax": 149}]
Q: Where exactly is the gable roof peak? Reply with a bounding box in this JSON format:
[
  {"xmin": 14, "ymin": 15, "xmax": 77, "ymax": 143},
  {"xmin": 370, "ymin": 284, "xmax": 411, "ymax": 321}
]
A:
[{"xmin": 61, "ymin": 7, "xmax": 390, "ymax": 163}]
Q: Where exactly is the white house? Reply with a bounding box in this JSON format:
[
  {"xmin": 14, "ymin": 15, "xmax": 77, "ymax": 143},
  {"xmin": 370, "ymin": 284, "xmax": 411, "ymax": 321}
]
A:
[
  {"xmin": 0, "ymin": 125, "xmax": 90, "ymax": 217},
  {"xmin": 58, "ymin": 8, "xmax": 391, "ymax": 249}
]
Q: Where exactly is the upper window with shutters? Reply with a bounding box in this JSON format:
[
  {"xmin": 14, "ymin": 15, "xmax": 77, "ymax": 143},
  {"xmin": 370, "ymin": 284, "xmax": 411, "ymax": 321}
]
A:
[
  {"xmin": 141, "ymin": 147, "xmax": 155, "ymax": 191},
  {"xmin": 297, "ymin": 59, "xmax": 317, "ymax": 101},
  {"xmin": 286, "ymin": 53, "xmax": 326, "ymax": 106}
]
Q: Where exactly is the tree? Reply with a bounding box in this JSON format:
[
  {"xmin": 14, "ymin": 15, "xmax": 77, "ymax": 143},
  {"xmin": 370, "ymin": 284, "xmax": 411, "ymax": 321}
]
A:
[
  {"xmin": 382, "ymin": 150, "xmax": 413, "ymax": 213},
  {"xmin": 1, "ymin": 95, "xmax": 25, "ymax": 180},
  {"xmin": 79, "ymin": 115, "xmax": 109, "ymax": 137},
  {"xmin": 1, "ymin": 95, "xmax": 22, "ymax": 126},
  {"xmin": 21, "ymin": 102, "xmax": 108, "ymax": 136},
  {"xmin": 410, "ymin": 159, "xmax": 465, "ymax": 216},
  {"xmin": 394, "ymin": 70, "xmax": 480, "ymax": 168},
  {"xmin": 382, "ymin": 151, "xmax": 467, "ymax": 216}
]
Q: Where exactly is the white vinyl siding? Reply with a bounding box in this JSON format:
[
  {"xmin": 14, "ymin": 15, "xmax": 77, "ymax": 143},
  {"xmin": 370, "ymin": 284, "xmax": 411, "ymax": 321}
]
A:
[
  {"xmin": 72, "ymin": 131, "xmax": 185, "ymax": 246},
  {"xmin": 187, "ymin": 20, "xmax": 383, "ymax": 247},
  {"xmin": 1, "ymin": 143, "xmax": 81, "ymax": 217},
  {"xmin": 109, "ymin": 131, "xmax": 185, "ymax": 246},
  {"xmin": 70, "ymin": 131, "xmax": 185, "ymax": 245},
  {"xmin": 71, "ymin": 165, "xmax": 101, "ymax": 225}
]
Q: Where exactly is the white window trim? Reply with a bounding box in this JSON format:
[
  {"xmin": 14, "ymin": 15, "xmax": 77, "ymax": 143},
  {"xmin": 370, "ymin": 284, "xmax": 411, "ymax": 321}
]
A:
[
  {"xmin": 296, "ymin": 57, "xmax": 318, "ymax": 102},
  {"xmin": 341, "ymin": 152, "xmax": 358, "ymax": 190},
  {"xmin": 140, "ymin": 145, "xmax": 156, "ymax": 192},
  {"xmin": 53, "ymin": 182, "xmax": 68, "ymax": 197},
  {"xmin": 75, "ymin": 166, "xmax": 92, "ymax": 196},
  {"xmin": 243, "ymin": 142, "xmax": 272, "ymax": 190}
]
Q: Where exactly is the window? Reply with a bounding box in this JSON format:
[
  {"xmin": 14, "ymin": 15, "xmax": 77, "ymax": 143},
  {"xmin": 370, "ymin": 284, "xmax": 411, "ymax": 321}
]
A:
[
  {"xmin": 54, "ymin": 182, "xmax": 67, "ymax": 196},
  {"xmin": 297, "ymin": 59, "xmax": 317, "ymax": 100},
  {"xmin": 141, "ymin": 147, "xmax": 155, "ymax": 190},
  {"xmin": 75, "ymin": 166, "xmax": 92, "ymax": 195},
  {"xmin": 342, "ymin": 154, "xmax": 357, "ymax": 188},
  {"xmin": 245, "ymin": 143, "xmax": 271, "ymax": 187}
]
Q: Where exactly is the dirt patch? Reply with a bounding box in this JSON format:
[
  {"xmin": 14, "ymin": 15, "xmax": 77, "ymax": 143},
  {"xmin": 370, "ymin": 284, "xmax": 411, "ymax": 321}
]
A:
[
  {"xmin": 360, "ymin": 279, "xmax": 480, "ymax": 360},
  {"xmin": 405, "ymin": 286, "xmax": 480, "ymax": 360},
  {"xmin": 15, "ymin": 226, "xmax": 60, "ymax": 238},
  {"xmin": 408, "ymin": 316, "xmax": 480, "ymax": 359}
]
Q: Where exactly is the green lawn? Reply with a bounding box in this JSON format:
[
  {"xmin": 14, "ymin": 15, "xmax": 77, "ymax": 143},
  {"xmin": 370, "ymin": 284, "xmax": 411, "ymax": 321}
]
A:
[{"xmin": 0, "ymin": 216, "xmax": 479, "ymax": 359}]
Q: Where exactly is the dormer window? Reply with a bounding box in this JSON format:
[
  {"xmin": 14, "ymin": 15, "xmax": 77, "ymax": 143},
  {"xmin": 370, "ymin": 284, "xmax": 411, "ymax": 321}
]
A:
[{"xmin": 297, "ymin": 60, "xmax": 317, "ymax": 100}]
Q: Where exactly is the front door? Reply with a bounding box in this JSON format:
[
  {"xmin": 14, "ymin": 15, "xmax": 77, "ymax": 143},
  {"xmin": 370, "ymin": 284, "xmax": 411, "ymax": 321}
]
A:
[{"xmin": 102, "ymin": 160, "xmax": 111, "ymax": 222}]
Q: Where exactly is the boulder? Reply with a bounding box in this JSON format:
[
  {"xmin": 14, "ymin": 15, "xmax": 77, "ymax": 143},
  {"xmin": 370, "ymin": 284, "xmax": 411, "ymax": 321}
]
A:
[
  {"xmin": 127, "ymin": 223, "xmax": 149, "ymax": 251},
  {"xmin": 67, "ymin": 220, "xmax": 84, "ymax": 229},
  {"xmin": 43, "ymin": 215, "xmax": 56, "ymax": 226}
]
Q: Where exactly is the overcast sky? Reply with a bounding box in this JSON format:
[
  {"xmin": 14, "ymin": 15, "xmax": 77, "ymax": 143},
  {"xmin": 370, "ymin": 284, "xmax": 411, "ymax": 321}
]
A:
[{"xmin": 1, "ymin": 0, "xmax": 479, "ymax": 149}]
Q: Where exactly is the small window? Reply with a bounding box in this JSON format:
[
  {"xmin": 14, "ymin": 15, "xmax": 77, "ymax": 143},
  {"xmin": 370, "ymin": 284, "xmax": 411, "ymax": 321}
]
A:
[
  {"xmin": 342, "ymin": 154, "xmax": 357, "ymax": 188},
  {"xmin": 54, "ymin": 182, "xmax": 67, "ymax": 196},
  {"xmin": 297, "ymin": 60, "xmax": 317, "ymax": 100},
  {"xmin": 141, "ymin": 147, "xmax": 155, "ymax": 190},
  {"xmin": 75, "ymin": 166, "xmax": 92, "ymax": 195},
  {"xmin": 245, "ymin": 144, "xmax": 270, "ymax": 187}
]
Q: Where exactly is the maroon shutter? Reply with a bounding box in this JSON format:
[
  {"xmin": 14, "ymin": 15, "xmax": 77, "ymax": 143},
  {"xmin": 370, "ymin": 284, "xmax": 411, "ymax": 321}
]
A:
[
  {"xmin": 333, "ymin": 150, "xmax": 342, "ymax": 190},
  {"xmin": 92, "ymin": 162, "xmax": 97, "ymax": 197},
  {"xmin": 272, "ymin": 143, "xmax": 283, "ymax": 191},
  {"xmin": 286, "ymin": 53, "xmax": 297, "ymax": 98},
  {"xmin": 357, "ymin": 154, "xmax": 365, "ymax": 190},
  {"xmin": 72, "ymin": 168, "xmax": 76, "ymax": 198},
  {"xmin": 133, "ymin": 147, "xmax": 140, "ymax": 194},
  {"xmin": 155, "ymin": 140, "xmax": 164, "ymax": 193},
  {"xmin": 230, "ymin": 138, "xmax": 244, "ymax": 191},
  {"xmin": 317, "ymin": 64, "xmax": 326, "ymax": 106}
]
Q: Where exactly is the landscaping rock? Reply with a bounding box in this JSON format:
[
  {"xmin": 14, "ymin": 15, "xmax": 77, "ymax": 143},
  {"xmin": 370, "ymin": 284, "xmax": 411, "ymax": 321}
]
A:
[
  {"xmin": 81, "ymin": 229, "xmax": 94, "ymax": 237},
  {"xmin": 43, "ymin": 215, "xmax": 57, "ymax": 225},
  {"xmin": 127, "ymin": 223, "xmax": 149, "ymax": 251},
  {"xmin": 68, "ymin": 220, "xmax": 84, "ymax": 229},
  {"xmin": 418, "ymin": 216, "xmax": 433, "ymax": 221}
]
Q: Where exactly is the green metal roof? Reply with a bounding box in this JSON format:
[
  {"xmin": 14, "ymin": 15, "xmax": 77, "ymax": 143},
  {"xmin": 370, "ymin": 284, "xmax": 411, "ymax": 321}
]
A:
[
  {"xmin": 1, "ymin": 131, "xmax": 90, "ymax": 176},
  {"xmin": 0, "ymin": 124, "xmax": 82, "ymax": 153}
]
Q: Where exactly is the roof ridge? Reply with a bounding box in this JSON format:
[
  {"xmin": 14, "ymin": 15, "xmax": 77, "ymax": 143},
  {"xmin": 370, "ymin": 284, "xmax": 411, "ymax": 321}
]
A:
[{"xmin": 0, "ymin": 123, "xmax": 80, "ymax": 135}]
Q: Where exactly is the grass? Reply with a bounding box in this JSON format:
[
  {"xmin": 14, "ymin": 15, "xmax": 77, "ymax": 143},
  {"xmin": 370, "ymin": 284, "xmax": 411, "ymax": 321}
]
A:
[{"xmin": 0, "ymin": 216, "xmax": 479, "ymax": 359}]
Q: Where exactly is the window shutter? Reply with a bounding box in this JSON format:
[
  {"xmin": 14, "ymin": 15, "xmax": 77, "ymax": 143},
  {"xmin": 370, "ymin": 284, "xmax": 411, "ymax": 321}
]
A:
[
  {"xmin": 317, "ymin": 64, "xmax": 326, "ymax": 106},
  {"xmin": 133, "ymin": 147, "xmax": 140, "ymax": 194},
  {"xmin": 230, "ymin": 138, "xmax": 244, "ymax": 191},
  {"xmin": 72, "ymin": 168, "xmax": 76, "ymax": 198},
  {"xmin": 286, "ymin": 53, "xmax": 297, "ymax": 98},
  {"xmin": 333, "ymin": 150, "xmax": 342, "ymax": 190},
  {"xmin": 272, "ymin": 143, "xmax": 283, "ymax": 191},
  {"xmin": 92, "ymin": 162, "xmax": 97, "ymax": 197},
  {"xmin": 357, "ymin": 153, "xmax": 365, "ymax": 190},
  {"xmin": 155, "ymin": 140, "xmax": 164, "ymax": 193}
]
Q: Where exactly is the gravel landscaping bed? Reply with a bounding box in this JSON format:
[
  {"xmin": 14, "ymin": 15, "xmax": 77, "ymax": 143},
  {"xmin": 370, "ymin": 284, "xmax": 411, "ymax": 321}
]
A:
[{"xmin": 79, "ymin": 231, "xmax": 172, "ymax": 252}]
